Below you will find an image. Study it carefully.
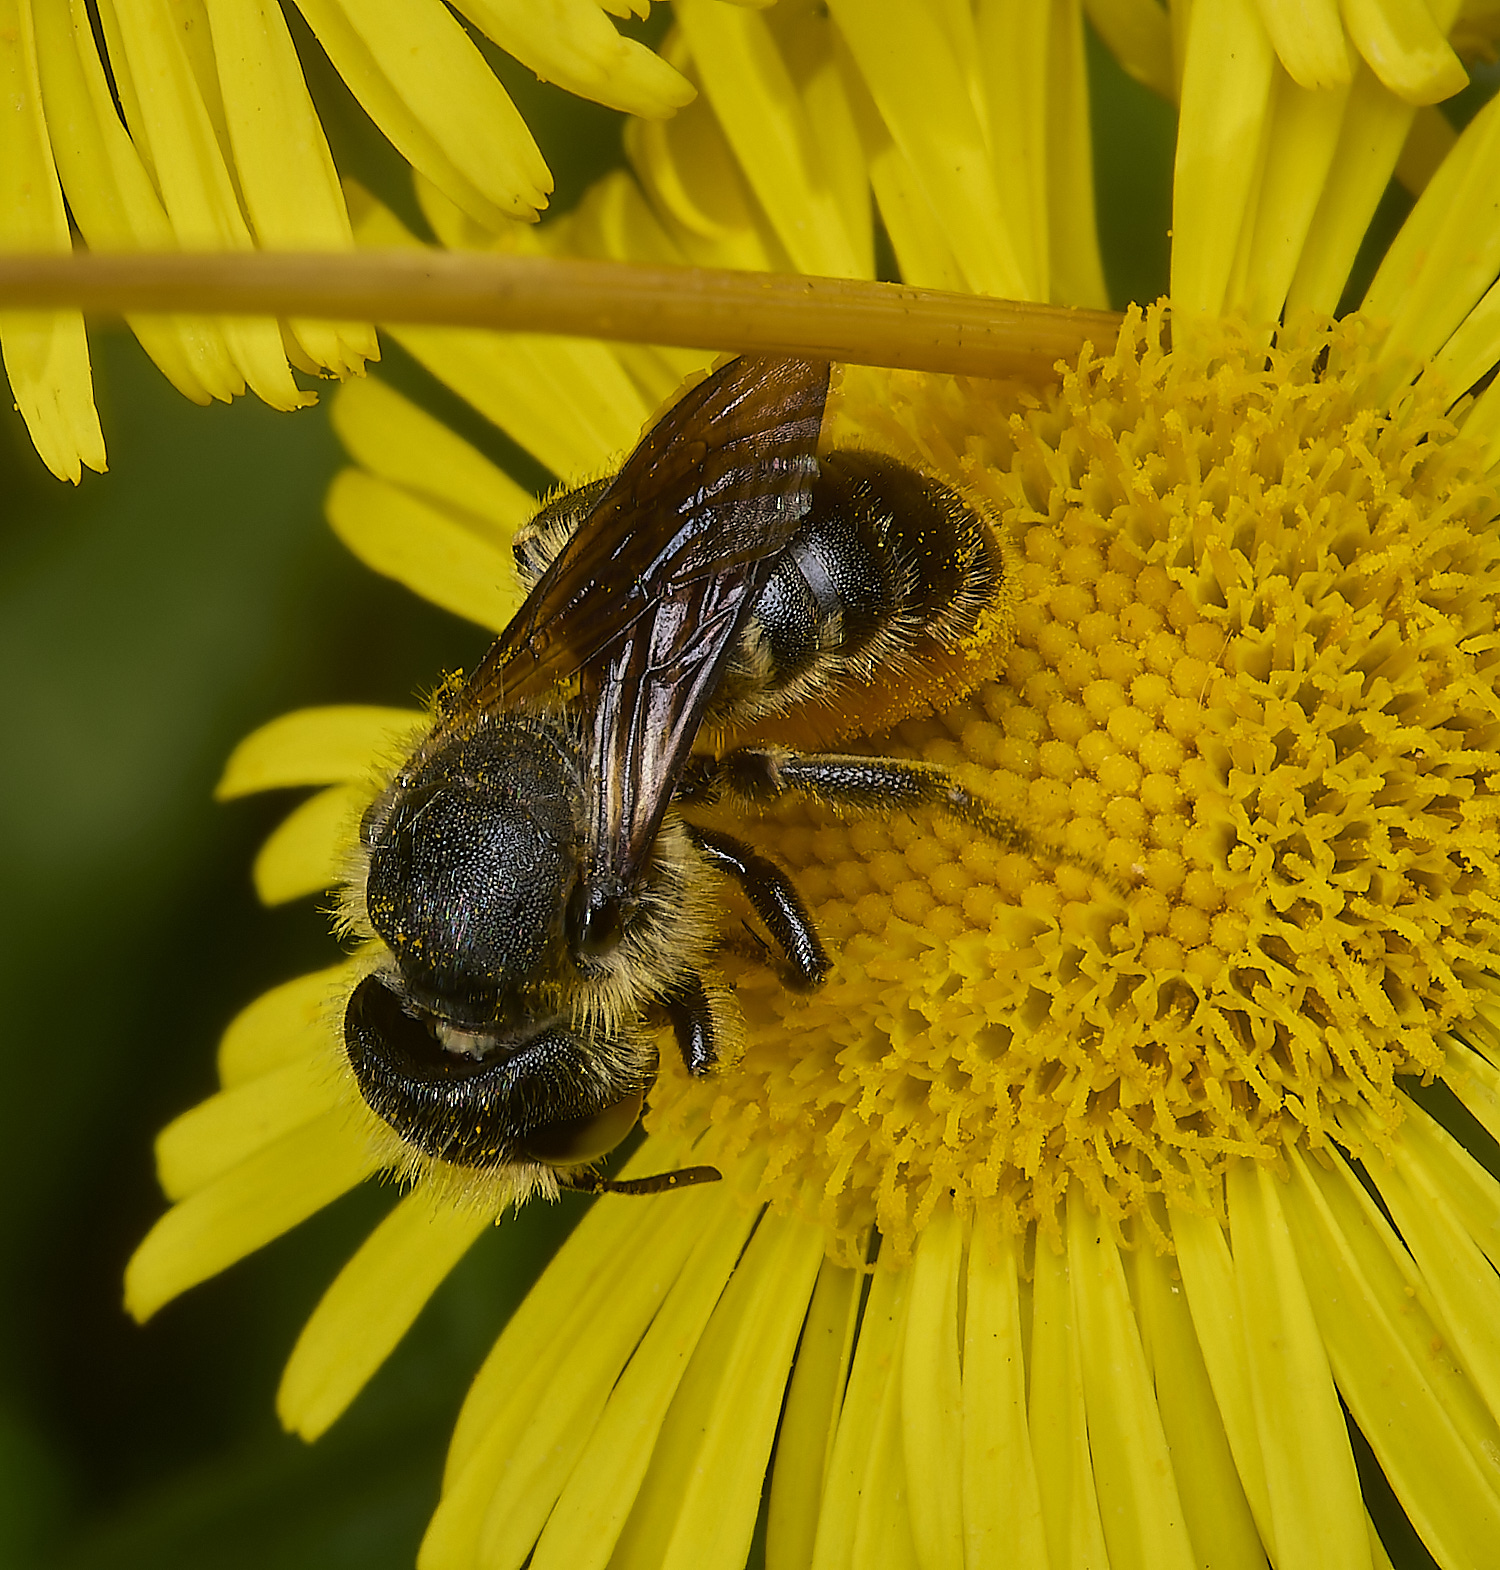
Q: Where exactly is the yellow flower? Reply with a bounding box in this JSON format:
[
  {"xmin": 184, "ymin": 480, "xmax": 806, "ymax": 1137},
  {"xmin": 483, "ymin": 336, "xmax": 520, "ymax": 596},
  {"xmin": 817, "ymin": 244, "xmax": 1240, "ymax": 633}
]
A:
[
  {"xmin": 125, "ymin": 3, "xmax": 1500, "ymax": 1568},
  {"xmin": 0, "ymin": 0, "xmax": 691, "ymax": 482}
]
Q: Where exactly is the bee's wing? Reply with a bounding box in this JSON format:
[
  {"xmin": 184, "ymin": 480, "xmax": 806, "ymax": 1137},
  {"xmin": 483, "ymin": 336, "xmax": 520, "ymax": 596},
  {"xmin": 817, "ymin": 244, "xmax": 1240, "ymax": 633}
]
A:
[
  {"xmin": 464, "ymin": 355, "xmax": 831, "ymax": 711},
  {"xmin": 471, "ymin": 354, "xmax": 831, "ymax": 896},
  {"xmin": 580, "ymin": 514, "xmax": 783, "ymax": 895}
]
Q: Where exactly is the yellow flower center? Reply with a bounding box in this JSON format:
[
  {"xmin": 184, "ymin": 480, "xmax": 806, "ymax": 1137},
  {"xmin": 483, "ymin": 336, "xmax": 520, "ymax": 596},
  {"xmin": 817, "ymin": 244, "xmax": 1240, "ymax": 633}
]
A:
[{"xmin": 649, "ymin": 307, "xmax": 1500, "ymax": 1265}]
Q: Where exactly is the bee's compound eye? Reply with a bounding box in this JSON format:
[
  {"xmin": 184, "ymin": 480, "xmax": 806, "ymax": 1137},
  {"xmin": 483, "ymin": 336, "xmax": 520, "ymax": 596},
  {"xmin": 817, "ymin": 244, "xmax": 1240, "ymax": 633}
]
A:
[
  {"xmin": 516, "ymin": 1086, "xmax": 644, "ymax": 1167},
  {"xmin": 344, "ymin": 975, "xmax": 645, "ymax": 1171}
]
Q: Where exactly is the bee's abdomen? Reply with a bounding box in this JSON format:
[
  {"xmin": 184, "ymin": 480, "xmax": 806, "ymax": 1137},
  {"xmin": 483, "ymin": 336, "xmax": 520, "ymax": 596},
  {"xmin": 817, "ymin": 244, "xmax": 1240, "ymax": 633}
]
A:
[{"xmin": 750, "ymin": 450, "xmax": 994, "ymax": 694}]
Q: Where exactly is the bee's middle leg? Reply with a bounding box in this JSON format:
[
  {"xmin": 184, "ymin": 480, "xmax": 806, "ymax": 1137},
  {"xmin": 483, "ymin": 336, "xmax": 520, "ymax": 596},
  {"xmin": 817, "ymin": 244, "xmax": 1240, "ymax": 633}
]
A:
[{"xmin": 685, "ymin": 824, "xmax": 831, "ymax": 990}]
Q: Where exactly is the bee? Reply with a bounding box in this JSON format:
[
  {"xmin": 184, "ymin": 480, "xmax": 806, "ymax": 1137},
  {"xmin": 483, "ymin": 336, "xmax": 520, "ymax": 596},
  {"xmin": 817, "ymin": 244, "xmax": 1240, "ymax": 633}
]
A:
[{"xmin": 343, "ymin": 355, "xmax": 1014, "ymax": 1199}]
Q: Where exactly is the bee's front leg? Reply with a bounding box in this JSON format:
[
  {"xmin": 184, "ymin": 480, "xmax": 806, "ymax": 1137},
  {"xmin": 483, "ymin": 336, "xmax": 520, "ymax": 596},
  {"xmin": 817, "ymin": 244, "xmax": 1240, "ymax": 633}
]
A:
[{"xmin": 658, "ymin": 970, "xmax": 718, "ymax": 1074}]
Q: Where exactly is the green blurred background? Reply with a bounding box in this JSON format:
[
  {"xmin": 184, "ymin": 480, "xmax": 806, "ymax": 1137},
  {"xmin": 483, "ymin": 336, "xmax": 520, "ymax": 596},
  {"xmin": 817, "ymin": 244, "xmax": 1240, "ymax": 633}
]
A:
[
  {"xmin": 2, "ymin": 20, "xmax": 1480, "ymax": 1568},
  {"xmin": 0, "ymin": 317, "xmax": 585, "ymax": 1569},
  {"xmin": 0, "ymin": 29, "xmax": 634, "ymax": 1566}
]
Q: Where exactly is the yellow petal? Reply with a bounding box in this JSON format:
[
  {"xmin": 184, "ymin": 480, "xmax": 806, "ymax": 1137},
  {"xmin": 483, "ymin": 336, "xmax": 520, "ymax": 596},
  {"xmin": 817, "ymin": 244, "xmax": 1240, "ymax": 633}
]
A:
[
  {"xmin": 425, "ymin": 1183, "xmax": 710, "ymax": 1570},
  {"xmin": 100, "ymin": 0, "xmax": 308, "ymax": 409},
  {"xmin": 1368, "ymin": 1518, "xmax": 1397, "ymax": 1570},
  {"xmin": 252, "ymin": 782, "xmax": 363, "ymax": 905},
  {"xmin": 0, "ymin": 0, "xmax": 105, "ymax": 482},
  {"xmin": 961, "ymin": 1229, "xmax": 1049, "ymax": 1568},
  {"xmin": 1226, "ymin": 1161, "xmax": 1371, "ymax": 1570},
  {"xmin": 560, "ymin": 165, "xmax": 685, "ymax": 268},
  {"xmin": 1042, "ymin": 0, "xmax": 1111, "ymax": 309},
  {"xmin": 1256, "ymin": 0, "xmax": 1353, "ymax": 87},
  {"xmin": 33, "ymin": 0, "xmax": 241, "ymax": 403},
  {"xmin": 1083, "ymin": 0, "xmax": 1176, "ymax": 98},
  {"xmin": 279, "ymin": 1189, "xmax": 492, "ymax": 1440},
  {"xmin": 1169, "ymin": 1199, "xmax": 1279, "ymax": 1552},
  {"xmin": 1365, "ymin": 89, "xmax": 1500, "ymax": 400},
  {"xmin": 1429, "ymin": 283, "xmax": 1500, "ymax": 444},
  {"xmin": 547, "ymin": 173, "xmax": 711, "ymax": 398},
  {"xmin": 1282, "ymin": 1146, "xmax": 1500, "ymax": 1564},
  {"xmin": 570, "ymin": 1210, "xmax": 824, "ymax": 1570},
  {"xmin": 1358, "ymin": 1101, "xmax": 1500, "ymax": 1430},
  {"xmin": 766, "ymin": 1254, "xmax": 862, "ymax": 1570},
  {"xmin": 839, "ymin": 55, "xmax": 968, "ymax": 292},
  {"xmin": 204, "ymin": 0, "xmax": 348, "ymax": 247},
  {"xmin": 810, "ymin": 1263, "xmax": 909, "ymax": 1570},
  {"xmin": 380, "ymin": 318, "xmax": 648, "ymax": 477},
  {"xmin": 1284, "ymin": 62, "xmax": 1415, "ymax": 314},
  {"xmin": 325, "ymin": 469, "xmax": 522, "ymax": 632},
  {"xmin": 1343, "ymin": 0, "xmax": 1469, "ymax": 104},
  {"xmin": 292, "ymin": 0, "xmax": 550, "ymax": 227},
  {"xmin": 455, "ymin": 326, "xmax": 665, "ymax": 474},
  {"xmin": 1029, "ymin": 1232, "xmax": 1111, "ymax": 1567},
  {"xmin": 0, "ymin": 311, "xmax": 104, "ymax": 484},
  {"xmin": 217, "ymin": 962, "xmax": 354, "ymax": 1087},
  {"xmin": 977, "ymin": 0, "xmax": 1104, "ymax": 305},
  {"xmin": 625, "ymin": 82, "xmax": 782, "ymax": 272},
  {"xmin": 1403, "ymin": 1092, "xmax": 1500, "ymax": 1270},
  {"xmin": 1067, "ymin": 1198, "xmax": 1197, "ymax": 1570},
  {"xmin": 1395, "ymin": 100, "xmax": 1458, "ymax": 193},
  {"xmin": 1235, "ymin": 72, "xmax": 1351, "ymax": 324},
  {"xmin": 829, "ymin": 0, "xmax": 1031, "ymax": 298},
  {"xmin": 168, "ymin": 0, "xmax": 230, "ymax": 146},
  {"xmin": 1130, "ymin": 1224, "xmax": 1266, "ymax": 1570},
  {"xmin": 795, "ymin": 8, "xmax": 874, "ymax": 277},
  {"xmin": 411, "ymin": 167, "xmax": 494, "ymax": 252},
  {"xmin": 457, "ymin": 0, "xmax": 695, "ymax": 118},
  {"xmin": 900, "ymin": 1207, "xmax": 963, "ymax": 1570},
  {"xmin": 217, "ymin": 704, "xmax": 424, "ymax": 798},
  {"xmin": 976, "ymin": 2, "xmax": 1049, "ymax": 301},
  {"xmin": 674, "ymin": 0, "xmax": 869, "ymax": 278},
  {"xmin": 440, "ymin": 1138, "xmax": 692, "ymax": 1482},
  {"xmin": 201, "ymin": 0, "xmax": 376, "ymax": 374},
  {"xmin": 91, "ymin": 0, "xmax": 152, "ymax": 177},
  {"xmin": 125, "ymin": 1109, "xmax": 381, "ymax": 1321},
  {"xmin": 1170, "ymin": 0, "xmax": 1278, "ymax": 320},
  {"xmin": 1449, "ymin": 1030, "xmax": 1500, "ymax": 1151},
  {"xmin": 811, "ymin": 1262, "xmax": 917, "ymax": 1570},
  {"xmin": 849, "ymin": 1296, "xmax": 921, "ymax": 1570},
  {"xmin": 331, "ymin": 376, "xmax": 534, "ymax": 535},
  {"xmin": 529, "ymin": 1190, "xmax": 760, "ymax": 1570},
  {"xmin": 156, "ymin": 1052, "xmax": 342, "ymax": 1199},
  {"xmin": 350, "ymin": 184, "xmax": 653, "ymax": 475}
]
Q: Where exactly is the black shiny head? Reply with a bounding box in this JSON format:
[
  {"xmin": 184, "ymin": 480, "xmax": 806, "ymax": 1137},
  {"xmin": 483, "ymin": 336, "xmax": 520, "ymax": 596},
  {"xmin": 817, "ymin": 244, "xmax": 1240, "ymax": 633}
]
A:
[
  {"xmin": 363, "ymin": 716, "xmax": 583, "ymax": 1026},
  {"xmin": 344, "ymin": 974, "xmax": 648, "ymax": 1169}
]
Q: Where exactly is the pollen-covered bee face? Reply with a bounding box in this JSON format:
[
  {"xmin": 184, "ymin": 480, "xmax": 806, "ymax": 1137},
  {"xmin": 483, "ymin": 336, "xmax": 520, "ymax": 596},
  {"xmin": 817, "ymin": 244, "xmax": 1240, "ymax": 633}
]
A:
[{"xmin": 361, "ymin": 715, "xmax": 585, "ymax": 1028}]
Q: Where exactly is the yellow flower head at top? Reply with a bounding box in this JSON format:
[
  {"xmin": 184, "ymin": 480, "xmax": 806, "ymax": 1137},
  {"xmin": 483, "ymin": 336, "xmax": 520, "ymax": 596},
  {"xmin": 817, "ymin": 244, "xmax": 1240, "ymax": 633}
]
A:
[
  {"xmin": 0, "ymin": 0, "xmax": 694, "ymax": 481},
  {"xmin": 63, "ymin": 0, "xmax": 1500, "ymax": 1567}
]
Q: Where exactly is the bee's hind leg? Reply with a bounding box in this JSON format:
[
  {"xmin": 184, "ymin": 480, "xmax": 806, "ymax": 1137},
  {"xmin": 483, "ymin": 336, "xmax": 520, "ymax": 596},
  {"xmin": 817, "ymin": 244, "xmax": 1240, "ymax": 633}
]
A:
[{"xmin": 685, "ymin": 824, "xmax": 831, "ymax": 990}]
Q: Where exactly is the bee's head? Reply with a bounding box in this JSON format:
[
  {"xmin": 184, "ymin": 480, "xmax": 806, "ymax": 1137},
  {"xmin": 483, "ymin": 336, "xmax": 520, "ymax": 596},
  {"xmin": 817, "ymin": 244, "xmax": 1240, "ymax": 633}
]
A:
[{"xmin": 361, "ymin": 714, "xmax": 583, "ymax": 1027}]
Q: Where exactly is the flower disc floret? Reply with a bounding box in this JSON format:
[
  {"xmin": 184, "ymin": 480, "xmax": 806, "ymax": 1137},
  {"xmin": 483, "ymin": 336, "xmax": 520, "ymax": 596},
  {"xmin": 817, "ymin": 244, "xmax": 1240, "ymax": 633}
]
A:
[{"xmin": 650, "ymin": 307, "xmax": 1500, "ymax": 1263}]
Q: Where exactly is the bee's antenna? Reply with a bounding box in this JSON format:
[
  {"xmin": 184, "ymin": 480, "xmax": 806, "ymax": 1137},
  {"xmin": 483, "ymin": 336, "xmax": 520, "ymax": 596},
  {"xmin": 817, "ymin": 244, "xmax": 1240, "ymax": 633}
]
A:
[{"xmin": 559, "ymin": 1164, "xmax": 722, "ymax": 1197}]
